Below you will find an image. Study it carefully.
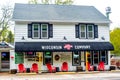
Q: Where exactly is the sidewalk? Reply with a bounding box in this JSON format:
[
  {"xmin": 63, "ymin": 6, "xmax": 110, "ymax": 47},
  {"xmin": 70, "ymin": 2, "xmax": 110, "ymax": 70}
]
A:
[{"xmin": 0, "ymin": 70, "xmax": 120, "ymax": 80}]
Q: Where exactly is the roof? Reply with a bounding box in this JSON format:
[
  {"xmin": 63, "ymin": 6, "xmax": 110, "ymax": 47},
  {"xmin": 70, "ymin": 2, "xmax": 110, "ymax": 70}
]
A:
[
  {"xmin": 0, "ymin": 41, "xmax": 14, "ymax": 49},
  {"xmin": 12, "ymin": 3, "xmax": 110, "ymax": 23}
]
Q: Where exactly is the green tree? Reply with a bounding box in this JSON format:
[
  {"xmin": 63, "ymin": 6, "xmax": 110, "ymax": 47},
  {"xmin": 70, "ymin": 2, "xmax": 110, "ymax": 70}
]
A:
[
  {"xmin": 110, "ymin": 28, "xmax": 120, "ymax": 55},
  {"xmin": 0, "ymin": 4, "xmax": 14, "ymax": 42},
  {"xmin": 28, "ymin": 0, "xmax": 39, "ymax": 4},
  {"xmin": 6, "ymin": 31, "xmax": 14, "ymax": 43},
  {"xmin": 28, "ymin": 0, "xmax": 73, "ymax": 5}
]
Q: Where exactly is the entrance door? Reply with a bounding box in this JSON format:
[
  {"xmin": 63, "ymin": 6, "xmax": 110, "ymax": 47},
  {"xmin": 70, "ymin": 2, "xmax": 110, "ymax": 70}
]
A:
[{"xmin": 1, "ymin": 52, "xmax": 10, "ymax": 71}]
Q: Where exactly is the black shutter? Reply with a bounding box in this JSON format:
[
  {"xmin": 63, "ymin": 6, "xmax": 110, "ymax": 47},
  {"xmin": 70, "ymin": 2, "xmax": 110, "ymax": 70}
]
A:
[
  {"xmin": 75, "ymin": 25, "xmax": 79, "ymax": 38},
  {"xmin": 39, "ymin": 24, "xmax": 41, "ymax": 39},
  {"xmin": 94, "ymin": 25, "xmax": 98, "ymax": 38},
  {"xmin": 28, "ymin": 24, "xmax": 32, "ymax": 38},
  {"xmin": 49, "ymin": 24, "xmax": 53, "ymax": 38}
]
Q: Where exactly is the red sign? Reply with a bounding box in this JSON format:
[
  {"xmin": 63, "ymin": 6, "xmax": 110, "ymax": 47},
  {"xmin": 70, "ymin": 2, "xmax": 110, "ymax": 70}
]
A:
[{"xmin": 64, "ymin": 44, "xmax": 73, "ymax": 50}]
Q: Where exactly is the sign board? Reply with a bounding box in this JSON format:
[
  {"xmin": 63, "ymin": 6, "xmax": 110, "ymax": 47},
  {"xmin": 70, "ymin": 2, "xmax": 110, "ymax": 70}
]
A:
[{"xmin": 15, "ymin": 52, "xmax": 24, "ymax": 64}]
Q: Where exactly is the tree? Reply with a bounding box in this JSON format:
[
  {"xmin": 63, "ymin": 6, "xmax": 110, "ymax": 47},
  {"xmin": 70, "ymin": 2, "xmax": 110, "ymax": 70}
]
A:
[
  {"xmin": 0, "ymin": 4, "xmax": 14, "ymax": 42},
  {"xmin": 28, "ymin": 0, "xmax": 73, "ymax": 5},
  {"xmin": 110, "ymin": 28, "xmax": 120, "ymax": 55},
  {"xmin": 28, "ymin": 0, "xmax": 39, "ymax": 4}
]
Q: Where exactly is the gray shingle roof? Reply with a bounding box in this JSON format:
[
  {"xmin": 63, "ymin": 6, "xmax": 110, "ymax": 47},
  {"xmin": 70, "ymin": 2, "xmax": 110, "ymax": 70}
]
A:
[{"xmin": 12, "ymin": 3, "xmax": 110, "ymax": 23}]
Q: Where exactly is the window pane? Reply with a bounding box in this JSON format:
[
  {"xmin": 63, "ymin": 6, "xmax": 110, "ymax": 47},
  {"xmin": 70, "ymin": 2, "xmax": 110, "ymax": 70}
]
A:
[
  {"xmin": 33, "ymin": 24, "xmax": 39, "ymax": 38},
  {"xmin": 34, "ymin": 32, "xmax": 39, "ymax": 37},
  {"xmin": 100, "ymin": 51, "xmax": 107, "ymax": 63},
  {"xmin": 87, "ymin": 25, "xmax": 94, "ymax": 39},
  {"xmin": 81, "ymin": 51, "xmax": 85, "ymax": 62},
  {"xmin": 41, "ymin": 24, "xmax": 48, "ymax": 38},
  {"xmin": 80, "ymin": 24, "xmax": 86, "ymax": 38},
  {"xmin": 81, "ymin": 25, "xmax": 85, "ymax": 31},
  {"xmin": 88, "ymin": 25, "xmax": 92, "ymax": 31},
  {"xmin": 93, "ymin": 51, "xmax": 99, "ymax": 64},
  {"xmin": 81, "ymin": 32, "xmax": 85, "ymax": 37},
  {"xmin": 88, "ymin": 32, "xmax": 93, "ymax": 38},
  {"xmin": 73, "ymin": 52, "xmax": 80, "ymax": 65},
  {"xmin": 33, "ymin": 24, "xmax": 39, "ymax": 30},
  {"xmin": 44, "ymin": 52, "xmax": 52, "ymax": 65},
  {"xmin": 42, "ymin": 32, "xmax": 47, "ymax": 37}
]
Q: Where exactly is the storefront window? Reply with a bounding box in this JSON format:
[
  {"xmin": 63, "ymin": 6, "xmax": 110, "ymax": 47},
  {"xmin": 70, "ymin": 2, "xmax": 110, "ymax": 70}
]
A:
[
  {"xmin": 100, "ymin": 51, "xmax": 108, "ymax": 64},
  {"xmin": 72, "ymin": 52, "xmax": 80, "ymax": 66},
  {"xmin": 43, "ymin": 52, "xmax": 52, "ymax": 65},
  {"xmin": 93, "ymin": 51, "xmax": 99, "ymax": 64},
  {"xmin": 25, "ymin": 52, "xmax": 36, "ymax": 58},
  {"xmin": 81, "ymin": 51, "xmax": 85, "ymax": 62}
]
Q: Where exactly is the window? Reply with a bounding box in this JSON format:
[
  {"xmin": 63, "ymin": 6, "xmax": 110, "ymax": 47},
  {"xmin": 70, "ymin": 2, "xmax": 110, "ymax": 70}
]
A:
[
  {"xmin": 93, "ymin": 51, "xmax": 99, "ymax": 64},
  {"xmin": 87, "ymin": 25, "xmax": 94, "ymax": 39},
  {"xmin": 80, "ymin": 24, "xmax": 86, "ymax": 38},
  {"xmin": 80, "ymin": 51, "xmax": 85, "ymax": 62},
  {"xmin": 32, "ymin": 24, "xmax": 40, "ymax": 38},
  {"xmin": 28, "ymin": 23, "xmax": 53, "ymax": 39},
  {"xmin": 100, "ymin": 51, "xmax": 108, "ymax": 64},
  {"xmin": 25, "ymin": 52, "xmax": 36, "ymax": 58},
  {"xmin": 72, "ymin": 52, "xmax": 80, "ymax": 66},
  {"xmin": 43, "ymin": 52, "xmax": 52, "ymax": 65},
  {"xmin": 75, "ymin": 24, "xmax": 98, "ymax": 39},
  {"xmin": 41, "ymin": 24, "xmax": 48, "ymax": 38}
]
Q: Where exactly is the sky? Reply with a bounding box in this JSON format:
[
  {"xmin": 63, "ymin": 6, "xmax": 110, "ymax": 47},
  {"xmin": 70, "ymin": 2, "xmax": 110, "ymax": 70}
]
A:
[{"xmin": 0, "ymin": 0, "xmax": 119, "ymax": 30}]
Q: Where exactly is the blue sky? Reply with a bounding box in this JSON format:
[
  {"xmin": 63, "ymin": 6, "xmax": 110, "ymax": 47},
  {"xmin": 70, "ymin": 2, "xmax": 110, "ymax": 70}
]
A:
[{"xmin": 0, "ymin": 0, "xmax": 119, "ymax": 30}]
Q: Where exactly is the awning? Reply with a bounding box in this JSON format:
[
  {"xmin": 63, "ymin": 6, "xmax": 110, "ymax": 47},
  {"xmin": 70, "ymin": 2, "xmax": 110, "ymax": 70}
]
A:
[{"xmin": 15, "ymin": 42, "xmax": 114, "ymax": 52}]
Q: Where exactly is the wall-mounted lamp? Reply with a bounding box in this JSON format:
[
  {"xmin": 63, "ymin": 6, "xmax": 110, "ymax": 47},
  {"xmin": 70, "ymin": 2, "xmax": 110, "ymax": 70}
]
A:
[
  {"xmin": 101, "ymin": 36, "xmax": 105, "ymax": 40},
  {"xmin": 21, "ymin": 36, "xmax": 25, "ymax": 40},
  {"xmin": 63, "ymin": 36, "xmax": 67, "ymax": 40}
]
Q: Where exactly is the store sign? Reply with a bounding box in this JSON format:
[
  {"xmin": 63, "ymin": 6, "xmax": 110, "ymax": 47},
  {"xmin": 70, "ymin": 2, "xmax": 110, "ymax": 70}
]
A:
[
  {"xmin": 41, "ymin": 46, "xmax": 62, "ymax": 50},
  {"xmin": 74, "ymin": 45, "xmax": 91, "ymax": 49},
  {"xmin": 41, "ymin": 44, "xmax": 90, "ymax": 50},
  {"xmin": 64, "ymin": 44, "xmax": 73, "ymax": 50}
]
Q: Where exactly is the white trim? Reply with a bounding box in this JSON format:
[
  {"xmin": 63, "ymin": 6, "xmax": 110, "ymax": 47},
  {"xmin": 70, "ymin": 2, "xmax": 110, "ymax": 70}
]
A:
[{"xmin": 12, "ymin": 19, "xmax": 111, "ymax": 23}]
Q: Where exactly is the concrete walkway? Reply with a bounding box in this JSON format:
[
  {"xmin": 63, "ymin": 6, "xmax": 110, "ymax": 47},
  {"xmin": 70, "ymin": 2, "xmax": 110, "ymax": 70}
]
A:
[{"xmin": 0, "ymin": 70, "xmax": 120, "ymax": 80}]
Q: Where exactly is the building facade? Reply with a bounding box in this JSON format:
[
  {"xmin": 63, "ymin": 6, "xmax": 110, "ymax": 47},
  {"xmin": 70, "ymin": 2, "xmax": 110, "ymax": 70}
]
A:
[{"xmin": 11, "ymin": 4, "xmax": 114, "ymax": 72}]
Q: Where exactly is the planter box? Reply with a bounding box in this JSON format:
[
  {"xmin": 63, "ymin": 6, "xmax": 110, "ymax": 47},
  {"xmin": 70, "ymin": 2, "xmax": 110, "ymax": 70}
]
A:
[{"xmin": 109, "ymin": 66, "xmax": 116, "ymax": 71}]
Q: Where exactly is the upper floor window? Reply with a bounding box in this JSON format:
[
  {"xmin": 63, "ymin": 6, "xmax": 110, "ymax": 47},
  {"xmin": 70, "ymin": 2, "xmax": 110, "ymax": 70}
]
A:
[
  {"xmin": 87, "ymin": 25, "xmax": 94, "ymax": 39},
  {"xmin": 41, "ymin": 24, "xmax": 48, "ymax": 38},
  {"xmin": 32, "ymin": 24, "xmax": 40, "ymax": 38},
  {"xmin": 28, "ymin": 23, "xmax": 53, "ymax": 39},
  {"xmin": 80, "ymin": 24, "xmax": 86, "ymax": 39},
  {"xmin": 75, "ymin": 24, "xmax": 98, "ymax": 39}
]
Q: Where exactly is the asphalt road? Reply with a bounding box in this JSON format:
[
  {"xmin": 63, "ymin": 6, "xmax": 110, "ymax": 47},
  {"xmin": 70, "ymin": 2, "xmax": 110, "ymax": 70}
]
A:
[{"xmin": 0, "ymin": 72, "xmax": 120, "ymax": 80}]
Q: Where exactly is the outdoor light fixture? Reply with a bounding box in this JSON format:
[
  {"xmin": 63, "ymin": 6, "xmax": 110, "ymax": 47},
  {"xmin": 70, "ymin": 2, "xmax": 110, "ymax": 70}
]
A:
[
  {"xmin": 101, "ymin": 36, "xmax": 105, "ymax": 40},
  {"xmin": 63, "ymin": 36, "xmax": 67, "ymax": 40},
  {"xmin": 21, "ymin": 36, "xmax": 25, "ymax": 40}
]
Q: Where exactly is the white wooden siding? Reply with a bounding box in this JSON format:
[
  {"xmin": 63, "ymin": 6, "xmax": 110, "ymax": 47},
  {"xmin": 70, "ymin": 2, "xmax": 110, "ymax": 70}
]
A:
[{"xmin": 15, "ymin": 22, "xmax": 110, "ymax": 42}]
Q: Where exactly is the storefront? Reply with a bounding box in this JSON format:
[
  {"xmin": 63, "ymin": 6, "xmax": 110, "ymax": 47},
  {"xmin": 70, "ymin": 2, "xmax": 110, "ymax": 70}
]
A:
[{"xmin": 14, "ymin": 41, "xmax": 114, "ymax": 72}]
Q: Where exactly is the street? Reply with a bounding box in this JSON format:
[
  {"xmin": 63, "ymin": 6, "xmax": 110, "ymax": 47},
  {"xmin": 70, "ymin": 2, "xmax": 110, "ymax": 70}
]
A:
[{"xmin": 0, "ymin": 71, "xmax": 120, "ymax": 80}]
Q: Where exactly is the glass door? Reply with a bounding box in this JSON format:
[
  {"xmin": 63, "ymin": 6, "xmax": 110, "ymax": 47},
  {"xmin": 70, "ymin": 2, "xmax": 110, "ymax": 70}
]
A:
[{"xmin": 1, "ymin": 52, "xmax": 10, "ymax": 70}]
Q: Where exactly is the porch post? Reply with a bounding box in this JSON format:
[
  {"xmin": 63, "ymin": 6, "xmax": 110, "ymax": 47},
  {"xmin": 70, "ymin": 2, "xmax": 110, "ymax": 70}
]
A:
[{"xmin": 86, "ymin": 51, "xmax": 88, "ymax": 71}]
